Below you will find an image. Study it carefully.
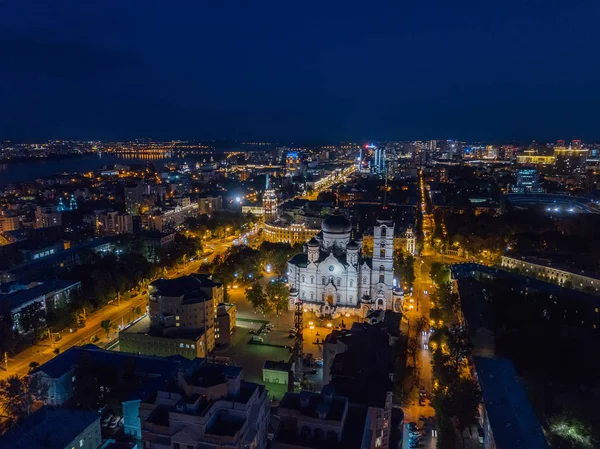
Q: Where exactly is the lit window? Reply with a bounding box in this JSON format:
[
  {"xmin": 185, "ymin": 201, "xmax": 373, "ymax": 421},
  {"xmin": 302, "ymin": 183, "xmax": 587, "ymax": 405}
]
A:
[
  {"xmin": 180, "ymin": 343, "xmax": 184, "ymax": 348},
  {"xmin": 80, "ymin": 439, "xmax": 84, "ymax": 447}
]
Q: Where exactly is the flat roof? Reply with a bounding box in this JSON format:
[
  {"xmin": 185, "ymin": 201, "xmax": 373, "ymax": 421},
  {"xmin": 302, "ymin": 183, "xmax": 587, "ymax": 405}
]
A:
[
  {"xmin": 0, "ymin": 407, "xmax": 100, "ymax": 449},
  {"xmin": 474, "ymin": 357, "xmax": 549, "ymax": 449},
  {"xmin": 1, "ymin": 279, "xmax": 80, "ymax": 311}
]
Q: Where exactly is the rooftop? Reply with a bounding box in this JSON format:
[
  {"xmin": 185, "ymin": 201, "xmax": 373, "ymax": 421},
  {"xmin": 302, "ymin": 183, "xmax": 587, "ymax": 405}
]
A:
[
  {"xmin": 150, "ymin": 273, "xmax": 221, "ymax": 302},
  {"xmin": 33, "ymin": 343, "xmax": 188, "ymax": 381},
  {"xmin": 0, "ymin": 279, "xmax": 80, "ymax": 311},
  {"xmin": 280, "ymin": 391, "xmax": 347, "ymax": 421},
  {"xmin": 274, "ymin": 400, "xmax": 368, "ymax": 449},
  {"xmin": 264, "ymin": 360, "xmax": 292, "ymax": 372},
  {"xmin": 474, "ymin": 356, "xmax": 550, "ymax": 449},
  {"xmin": 183, "ymin": 359, "xmax": 242, "ymax": 388},
  {"xmin": 0, "ymin": 407, "xmax": 100, "ymax": 449},
  {"xmin": 123, "ymin": 315, "xmax": 207, "ymax": 340}
]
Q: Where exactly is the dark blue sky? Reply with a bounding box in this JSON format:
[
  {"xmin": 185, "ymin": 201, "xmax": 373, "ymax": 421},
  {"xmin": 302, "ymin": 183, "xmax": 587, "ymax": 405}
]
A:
[{"xmin": 1, "ymin": 0, "xmax": 598, "ymax": 142}]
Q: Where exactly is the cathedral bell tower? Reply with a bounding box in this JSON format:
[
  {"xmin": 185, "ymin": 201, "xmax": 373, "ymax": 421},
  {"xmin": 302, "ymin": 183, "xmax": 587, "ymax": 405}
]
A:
[
  {"xmin": 307, "ymin": 238, "xmax": 320, "ymax": 263},
  {"xmin": 371, "ymin": 206, "xmax": 395, "ymax": 310}
]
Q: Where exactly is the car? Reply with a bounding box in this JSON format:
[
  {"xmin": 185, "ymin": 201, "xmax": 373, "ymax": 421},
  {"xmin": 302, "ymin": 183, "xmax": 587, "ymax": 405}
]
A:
[
  {"xmin": 307, "ymin": 369, "xmax": 318, "ymax": 375},
  {"xmin": 288, "ymin": 333, "xmax": 296, "ymax": 338},
  {"xmin": 407, "ymin": 422, "xmax": 419, "ymax": 431},
  {"xmin": 252, "ymin": 336, "xmax": 264, "ymax": 342},
  {"xmin": 102, "ymin": 414, "xmax": 113, "ymax": 427},
  {"xmin": 289, "ymin": 328, "xmax": 297, "ymax": 333},
  {"xmin": 109, "ymin": 416, "xmax": 120, "ymax": 429},
  {"xmin": 314, "ymin": 358, "xmax": 323, "ymax": 367},
  {"xmin": 266, "ymin": 323, "xmax": 274, "ymax": 328}
]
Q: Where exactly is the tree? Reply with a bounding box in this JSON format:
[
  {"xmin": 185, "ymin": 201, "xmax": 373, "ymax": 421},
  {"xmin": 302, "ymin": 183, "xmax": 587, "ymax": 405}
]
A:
[
  {"xmin": 265, "ymin": 279, "xmax": 289, "ymax": 316},
  {"xmin": 430, "ymin": 262, "xmax": 451, "ymax": 286},
  {"xmin": 18, "ymin": 301, "xmax": 46, "ymax": 337},
  {"xmin": 0, "ymin": 312, "xmax": 17, "ymax": 355},
  {"xmin": 403, "ymin": 254, "xmax": 416, "ymax": 287},
  {"xmin": 0, "ymin": 374, "xmax": 48, "ymax": 427},
  {"xmin": 451, "ymin": 378, "xmax": 482, "ymax": 448},
  {"xmin": 28, "ymin": 362, "xmax": 39, "ymax": 373},
  {"xmin": 245, "ymin": 283, "xmax": 268, "ymax": 314},
  {"xmin": 101, "ymin": 320, "xmax": 111, "ymax": 338}
]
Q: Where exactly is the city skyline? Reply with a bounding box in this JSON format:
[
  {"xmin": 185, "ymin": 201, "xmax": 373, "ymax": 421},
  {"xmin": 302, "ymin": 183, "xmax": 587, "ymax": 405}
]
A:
[{"xmin": 2, "ymin": 2, "xmax": 600, "ymax": 142}]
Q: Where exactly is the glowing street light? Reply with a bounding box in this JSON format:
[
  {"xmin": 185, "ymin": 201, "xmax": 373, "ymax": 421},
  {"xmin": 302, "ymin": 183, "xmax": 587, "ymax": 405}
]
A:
[
  {"xmin": 345, "ymin": 313, "xmax": 350, "ymax": 318},
  {"xmin": 308, "ymin": 321, "xmax": 314, "ymax": 326},
  {"xmin": 326, "ymin": 322, "xmax": 332, "ymax": 328}
]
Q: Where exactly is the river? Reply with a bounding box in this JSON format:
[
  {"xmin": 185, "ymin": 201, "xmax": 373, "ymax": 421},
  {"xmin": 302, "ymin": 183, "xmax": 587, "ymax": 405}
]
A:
[{"xmin": 0, "ymin": 152, "xmax": 209, "ymax": 185}]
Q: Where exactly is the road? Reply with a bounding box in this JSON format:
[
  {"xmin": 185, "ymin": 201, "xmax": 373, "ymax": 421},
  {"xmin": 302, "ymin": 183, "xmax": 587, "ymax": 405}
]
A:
[{"xmin": 0, "ymin": 233, "xmax": 247, "ymax": 380}]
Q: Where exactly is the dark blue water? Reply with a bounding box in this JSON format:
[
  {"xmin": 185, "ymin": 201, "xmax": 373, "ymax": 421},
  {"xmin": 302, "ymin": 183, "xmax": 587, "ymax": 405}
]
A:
[{"xmin": 0, "ymin": 153, "xmax": 200, "ymax": 185}]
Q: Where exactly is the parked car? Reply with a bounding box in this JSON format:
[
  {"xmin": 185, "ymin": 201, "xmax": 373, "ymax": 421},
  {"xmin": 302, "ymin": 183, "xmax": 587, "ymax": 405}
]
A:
[
  {"xmin": 252, "ymin": 335, "xmax": 264, "ymax": 342},
  {"xmin": 109, "ymin": 416, "xmax": 120, "ymax": 429},
  {"xmin": 289, "ymin": 328, "xmax": 297, "ymax": 334},
  {"xmin": 407, "ymin": 422, "xmax": 419, "ymax": 431},
  {"xmin": 102, "ymin": 414, "xmax": 113, "ymax": 427},
  {"xmin": 266, "ymin": 323, "xmax": 274, "ymax": 329},
  {"xmin": 314, "ymin": 358, "xmax": 323, "ymax": 367}
]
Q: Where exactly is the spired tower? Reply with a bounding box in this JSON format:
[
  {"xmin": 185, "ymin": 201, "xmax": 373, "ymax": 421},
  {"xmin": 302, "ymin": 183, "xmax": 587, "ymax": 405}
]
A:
[
  {"xmin": 370, "ymin": 213, "xmax": 395, "ymax": 310},
  {"xmin": 263, "ymin": 174, "xmax": 278, "ymax": 222}
]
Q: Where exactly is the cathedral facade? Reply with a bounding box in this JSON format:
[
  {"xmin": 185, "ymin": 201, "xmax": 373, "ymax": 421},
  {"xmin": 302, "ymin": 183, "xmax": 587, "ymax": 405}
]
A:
[{"xmin": 287, "ymin": 210, "xmax": 403, "ymax": 318}]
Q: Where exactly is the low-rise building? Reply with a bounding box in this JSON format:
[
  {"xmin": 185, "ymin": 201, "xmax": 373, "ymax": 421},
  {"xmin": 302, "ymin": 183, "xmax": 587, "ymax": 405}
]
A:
[
  {"xmin": 0, "ymin": 407, "xmax": 102, "ymax": 449},
  {"xmin": 473, "ymin": 356, "xmax": 549, "ymax": 449},
  {"xmin": 501, "ymin": 254, "xmax": 600, "ymax": 293},
  {"xmin": 140, "ymin": 360, "xmax": 270, "ymax": 449},
  {"xmin": 272, "ymin": 388, "xmax": 375, "ymax": 449},
  {"xmin": 120, "ymin": 315, "xmax": 212, "ymax": 359},
  {"xmin": 30, "ymin": 344, "xmax": 189, "ymax": 407},
  {"xmin": 0, "ymin": 280, "xmax": 80, "ymax": 333},
  {"xmin": 263, "ymin": 360, "xmax": 292, "ymax": 386}
]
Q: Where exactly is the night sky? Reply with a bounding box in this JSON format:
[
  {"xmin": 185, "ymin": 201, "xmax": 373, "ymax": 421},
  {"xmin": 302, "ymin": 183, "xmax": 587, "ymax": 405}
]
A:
[{"xmin": 1, "ymin": 1, "xmax": 599, "ymax": 142}]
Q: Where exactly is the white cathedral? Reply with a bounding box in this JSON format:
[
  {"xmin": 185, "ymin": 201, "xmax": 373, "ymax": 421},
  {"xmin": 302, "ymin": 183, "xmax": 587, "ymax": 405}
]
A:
[{"xmin": 287, "ymin": 209, "xmax": 404, "ymax": 318}]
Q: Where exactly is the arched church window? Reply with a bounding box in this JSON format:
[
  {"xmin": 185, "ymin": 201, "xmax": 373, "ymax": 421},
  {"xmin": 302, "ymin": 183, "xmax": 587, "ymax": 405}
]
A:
[
  {"xmin": 349, "ymin": 279, "xmax": 354, "ymax": 287},
  {"xmin": 379, "ymin": 273, "xmax": 385, "ymax": 283},
  {"xmin": 310, "ymin": 276, "xmax": 314, "ymax": 284},
  {"xmin": 301, "ymin": 275, "xmax": 305, "ymax": 283},
  {"xmin": 363, "ymin": 276, "xmax": 367, "ymax": 284},
  {"xmin": 301, "ymin": 291, "xmax": 305, "ymax": 299},
  {"xmin": 381, "ymin": 226, "xmax": 387, "ymax": 237},
  {"xmin": 310, "ymin": 292, "xmax": 314, "ymax": 300},
  {"xmin": 380, "ymin": 248, "xmax": 385, "ymax": 257},
  {"xmin": 336, "ymin": 294, "xmax": 341, "ymax": 302},
  {"xmin": 379, "ymin": 265, "xmax": 385, "ymax": 272},
  {"xmin": 336, "ymin": 278, "xmax": 341, "ymax": 287},
  {"xmin": 322, "ymin": 276, "xmax": 326, "ymax": 285}
]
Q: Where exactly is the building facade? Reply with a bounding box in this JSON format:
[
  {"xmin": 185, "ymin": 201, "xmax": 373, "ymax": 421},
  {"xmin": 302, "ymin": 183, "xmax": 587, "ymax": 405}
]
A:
[
  {"xmin": 95, "ymin": 210, "xmax": 134, "ymax": 236},
  {"xmin": 34, "ymin": 205, "xmax": 62, "ymax": 229},
  {"xmin": 287, "ymin": 210, "xmax": 401, "ymax": 318},
  {"xmin": 140, "ymin": 361, "xmax": 270, "ymax": 449},
  {"xmin": 501, "ymin": 255, "xmax": 600, "ymax": 293},
  {"xmin": 263, "ymin": 222, "xmax": 320, "ymax": 245}
]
